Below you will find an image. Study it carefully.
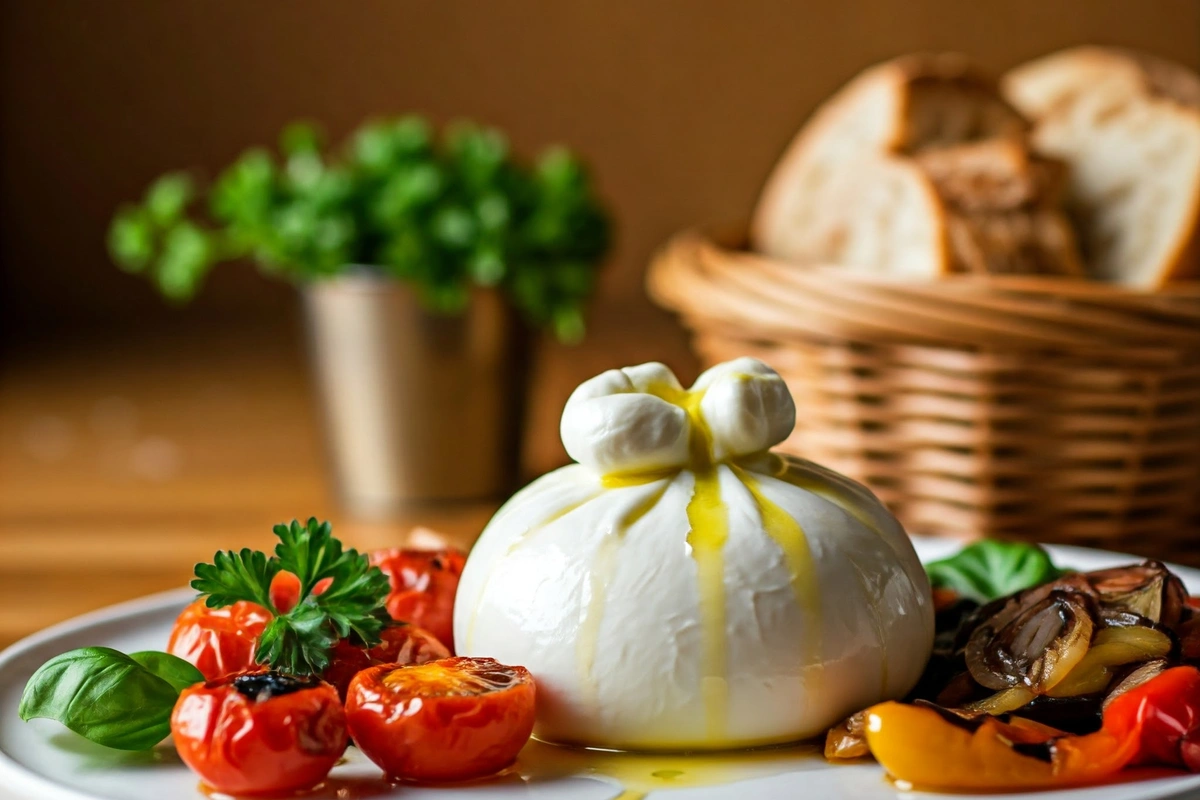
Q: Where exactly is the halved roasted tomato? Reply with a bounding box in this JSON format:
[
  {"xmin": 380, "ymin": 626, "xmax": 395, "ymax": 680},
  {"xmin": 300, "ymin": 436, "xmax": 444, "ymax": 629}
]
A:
[
  {"xmin": 171, "ymin": 671, "xmax": 347, "ymax": 796},
  {"xmin": 345, "ymin": 656, "xmax": 535, "ymax": 782},
  {"xmin": 370, "ymin": 548, "xmax": 465, "ymax": 650},
  {"xmin": 322, "ymin": 623, "xmax": 450, "ymax": 699}
]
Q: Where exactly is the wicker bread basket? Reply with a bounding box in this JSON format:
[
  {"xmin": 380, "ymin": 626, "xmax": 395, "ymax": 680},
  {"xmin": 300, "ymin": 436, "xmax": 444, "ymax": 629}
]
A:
[{"xmin": 649, "ymin": 231, "xmax": 1200, "ymax": 558}]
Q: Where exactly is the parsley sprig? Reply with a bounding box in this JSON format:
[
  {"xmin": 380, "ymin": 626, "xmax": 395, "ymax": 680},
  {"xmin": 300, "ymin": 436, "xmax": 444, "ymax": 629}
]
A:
[{"xmin": 191, "ymin": 518, "xmax": 391, "ymax": 676}]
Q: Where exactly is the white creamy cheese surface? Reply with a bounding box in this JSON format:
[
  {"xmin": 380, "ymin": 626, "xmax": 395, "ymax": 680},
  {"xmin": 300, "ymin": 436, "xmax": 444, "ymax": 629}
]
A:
[{"xmin": 453, "ymin": 358, "xmax": 934, "ymax": 751}]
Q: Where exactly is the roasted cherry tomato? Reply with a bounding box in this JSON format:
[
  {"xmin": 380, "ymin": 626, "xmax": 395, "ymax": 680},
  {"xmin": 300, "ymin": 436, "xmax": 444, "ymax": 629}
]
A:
[
  {"xmin": 370, "ymin": 548, "xmax": 465, "ymax": 650},
  {"xmin": 346, "ymin": 656, "xmax": 535, "ymax": 782},
  {"xmin": 171, "ymin": 671, "xmax": 347, "ymax": 796},
  {"xmin": 323, "ymin": 623, "xmax": 450, "ymax": 700},
  {"xmin": 169, "ymin": 574, "xmax": 335, "ymax": 681},
  {"xmin": 167, "ymin": 599, "xmax": 271, "ymax": 682}
]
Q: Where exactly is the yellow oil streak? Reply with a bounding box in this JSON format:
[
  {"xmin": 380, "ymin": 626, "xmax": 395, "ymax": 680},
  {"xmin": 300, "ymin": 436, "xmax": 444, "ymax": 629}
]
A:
[
  {"xmin": 772, "ymin": 458, "xmax": 893, "ymax": 696},
  {"xmin": 466, "ymin": 491, "xmax": 602, "ymax": 651},
  {"xmin": 679, "ymin": 389, "xmax": 730, "ymax": 741},
  {"xmin": 577, "ymin": 482, "xmax": 670, "ymax": 706},
  {"xmin": 736, "ymin": 470, "xmax": 822, "ymax": 689},
  {"xmin": 773, "ymin": 459, "xmax": 882, "ymax": 536},
  {"xmin": 516, "ymin": 738, "xmax": 818, "ymax": 798},
  {"xmin": 601, "ymin": 466, "xmax": 680, "ymax": 489}
]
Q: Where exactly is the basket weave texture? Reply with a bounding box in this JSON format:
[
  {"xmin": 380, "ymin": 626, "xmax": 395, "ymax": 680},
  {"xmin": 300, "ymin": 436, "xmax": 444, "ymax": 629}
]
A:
[{"xmin": 649, "ymin": 231, "xmax": 1200, "ymax": 557}]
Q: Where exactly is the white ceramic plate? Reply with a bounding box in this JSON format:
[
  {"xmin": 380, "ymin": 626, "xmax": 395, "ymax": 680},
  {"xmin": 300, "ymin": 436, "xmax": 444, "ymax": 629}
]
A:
[{"xmin": 3, "ymin": 537, "xmax": 1200, "ymax": 800}]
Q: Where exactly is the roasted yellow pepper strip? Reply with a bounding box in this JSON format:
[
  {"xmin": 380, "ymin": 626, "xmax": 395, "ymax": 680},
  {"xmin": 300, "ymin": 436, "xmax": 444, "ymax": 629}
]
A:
[{"xmin": 864, "ymin": 702, "xmax": 1136, "ymax": 791}]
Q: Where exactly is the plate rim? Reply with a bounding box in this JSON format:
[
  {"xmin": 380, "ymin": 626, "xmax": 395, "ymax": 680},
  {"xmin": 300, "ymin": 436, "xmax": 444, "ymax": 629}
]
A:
[
  {"xmin": 0, "ymin": 588, "xmax": 195, "ymax": 800},
  {"xmin": 1, "ymin": 543, "xmax": 1197, "ymax": 800}
]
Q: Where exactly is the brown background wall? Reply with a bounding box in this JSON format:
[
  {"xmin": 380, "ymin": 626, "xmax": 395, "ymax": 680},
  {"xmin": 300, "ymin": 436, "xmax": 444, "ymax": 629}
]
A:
[{"xmin": 3, "ymin": 0, "xmax": 1198, "ymax": 343}]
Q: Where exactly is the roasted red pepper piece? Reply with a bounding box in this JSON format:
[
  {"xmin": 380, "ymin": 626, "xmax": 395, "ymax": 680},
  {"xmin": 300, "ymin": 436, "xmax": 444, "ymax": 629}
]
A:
[{"xmin": 1105, "ymin": 665, "xmax": 1200, "ymax": 771}]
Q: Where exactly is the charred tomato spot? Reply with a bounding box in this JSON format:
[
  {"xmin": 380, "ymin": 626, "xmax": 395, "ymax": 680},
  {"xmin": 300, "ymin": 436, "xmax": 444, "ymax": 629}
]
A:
[{"xmin": 231, "ymin": 672, "xmax": 322, "ymax": 701}]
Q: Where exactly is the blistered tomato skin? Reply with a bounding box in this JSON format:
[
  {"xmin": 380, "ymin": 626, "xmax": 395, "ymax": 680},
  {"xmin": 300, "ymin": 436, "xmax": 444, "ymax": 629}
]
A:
[
  {"xmin": 346, "ymin": 657, "xmax": 536, "ymax": 782},
  {"xmin": 323, "ymin": 624, "xmax": 450, "ymax": 700},
  {"xmin": 167, "ymin": 599, "xmax": 271, "ymax": 682},
  {"xmin": 171, "ymin": 671, "xmax": 347, "ymax": 796},
  {"xmin": 370, "ymin": 549, "xmax": 465, "ymax": 650}
]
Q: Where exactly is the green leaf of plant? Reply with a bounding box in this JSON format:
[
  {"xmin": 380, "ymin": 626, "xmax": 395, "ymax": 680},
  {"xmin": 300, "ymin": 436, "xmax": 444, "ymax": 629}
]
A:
[
  {"xmin": 19, "ymin": 647, "xmax": 181, "ymax": 751},
  {"xmin": 155, "ymin": 221, "xmax": 215, "ymax": 300},
  {"xmin": 255, "ymin": 600, "xmax": 336, "ymax": 675},
  {"xmin": 128, "ymin": 651, "xmax": 204, "ymax": 693},
  {"xmin": 107, "ymin": 208, "xmax": 155, "ymax": 272},
  {"xmin": 280, "ymin": 121, "xmax": 323, "ymax": 157},
  {"xmin": 210, "ymin": 149, "xmax": 275, "ymax": 225},
  {"xmin": 192, "ymin": 547, "xmax": 279, "ymax": 610},
  {"xmin": 273, "ymin": 518, "xmax": 340, "ymax": 597},
  {"xmin": 144, "ymin": 173, "xmax": 194, "ymax": 226},
  {"xmin": 925, "ymin": 540, "xmax": 1065, "ymax": 604},
  {"xmin": 552, "ymin": 305, "xmax": 586, "ymax": 345}
]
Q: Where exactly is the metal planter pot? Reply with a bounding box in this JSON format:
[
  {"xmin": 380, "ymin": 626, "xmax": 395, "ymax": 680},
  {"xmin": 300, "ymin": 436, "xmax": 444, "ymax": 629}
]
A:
[{"xmin": 302, "ymin": 273, "xmax": 527, "ymax": 516}]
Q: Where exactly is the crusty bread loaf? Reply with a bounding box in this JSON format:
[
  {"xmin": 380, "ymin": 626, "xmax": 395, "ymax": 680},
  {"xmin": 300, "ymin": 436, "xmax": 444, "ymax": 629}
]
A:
[
  {"xmin": 752, "ymin": 53, "xmax": 1082, "ymax": 279},
  {"xmin": 1003, "ymin": 47, "xmax": 1200, "ymax": 287}
]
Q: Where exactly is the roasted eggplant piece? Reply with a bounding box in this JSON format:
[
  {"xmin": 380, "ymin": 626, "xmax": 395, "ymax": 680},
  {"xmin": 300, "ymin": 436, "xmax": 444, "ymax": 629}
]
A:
[
  {"xmin": 1017, "ymin": 693, "xmax": 1105, "ymax": 735},
  {"xmin": 1085, "ymin": 561, "xmax": 1187, "ymax": 628}
]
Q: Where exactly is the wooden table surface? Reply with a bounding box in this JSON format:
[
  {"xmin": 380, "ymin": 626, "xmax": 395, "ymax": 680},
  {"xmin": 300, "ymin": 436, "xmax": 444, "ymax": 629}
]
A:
[{"xmin": 0, "ymin": 307, "xmax": 695, "ymax": 648}]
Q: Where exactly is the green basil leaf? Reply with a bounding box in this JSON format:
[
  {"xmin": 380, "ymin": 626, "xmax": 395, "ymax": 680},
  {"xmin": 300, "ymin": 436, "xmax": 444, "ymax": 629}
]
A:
[
  {"xmin": 925, "ymin": 541, "xmax": 1065, "ymax": 604},
  {"xmin": 128, "ymin": 651, "xmax": 204, "ymax": 693},
  {"xmin": 19, "ymin": 647, "xmax": 182, "ymax": 751}
]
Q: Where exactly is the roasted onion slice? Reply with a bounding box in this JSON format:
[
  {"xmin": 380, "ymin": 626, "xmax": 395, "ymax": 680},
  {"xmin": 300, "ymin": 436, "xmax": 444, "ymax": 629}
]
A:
[
  {"xmin": 1047, "ymin": 624, "xmax": 1172, "ymax": 697},
  {"xmin": 966, "ymin": 590, "xmax": 1094, "ymax": 692},
  {"xmin": 963, "ymin": 685, "xmax": 1036, "ymax": 715}
]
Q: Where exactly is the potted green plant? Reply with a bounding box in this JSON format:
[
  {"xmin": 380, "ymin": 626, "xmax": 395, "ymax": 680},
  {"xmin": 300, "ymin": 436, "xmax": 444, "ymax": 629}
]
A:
[{"xmin": 108, "ymin": 116, "xmax": 610, "ymax": 514}]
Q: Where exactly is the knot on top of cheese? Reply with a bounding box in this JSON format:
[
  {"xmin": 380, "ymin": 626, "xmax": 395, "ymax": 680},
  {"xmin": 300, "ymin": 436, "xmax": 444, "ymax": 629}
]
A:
[{"xmin": 559, "ymin": 357, "xmax": 796, "ymax": 475}]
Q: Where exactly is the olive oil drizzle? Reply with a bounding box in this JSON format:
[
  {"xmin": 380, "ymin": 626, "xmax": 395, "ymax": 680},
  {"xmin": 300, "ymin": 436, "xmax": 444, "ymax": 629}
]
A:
[
  {"xmin": 735, "ymin": 468, "xmax": 823, "ymax": 690},
  {"xmin": 514, "ymin": 738, "xmax": 819, "ymax": 800},
  {"xmin": 577, "ymin": 481, "xmax": 671, "ymax": 707},
  {"xmin": 679, "ymin": 389, "xmax": 731, "ymax": 741},
  {"xmin": 772, "ymin": 455, "xmax": 931, "ymax": 676},
  {"xmin": 771, "ymin": 457, "xmax": 899, "ymax": 696}
]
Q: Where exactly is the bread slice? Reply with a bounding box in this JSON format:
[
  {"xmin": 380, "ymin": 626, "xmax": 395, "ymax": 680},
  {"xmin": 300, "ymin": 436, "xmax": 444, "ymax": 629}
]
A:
[
  {"xmin": 753, "ymin": 53, "xmax": 1081, "ymax": 279},
  {"xmin": 1003, "ymin": 47, "xmax": 1200, "ymax": 287},
  {"xmin": 800, "ymin": 153, "xmax": 1083, "ymax": 278},
  {"xmin": 752, "ymin": 54, "xmax": 1028, "ymax": 264},
  {"xmin": 945, "ymin": 207, "xmax": 1083, "ymax": 276},
  {"xmin": 913, "ymin": 138, "xmax": 1067, "ymax": 212},
  {"xmin": 801, "ymin": 155, "xmax": 950, "ymax": 277},
  {"xmin": 1003, "ymin": 46, "xmax": 1200, "ymax": 120}
]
